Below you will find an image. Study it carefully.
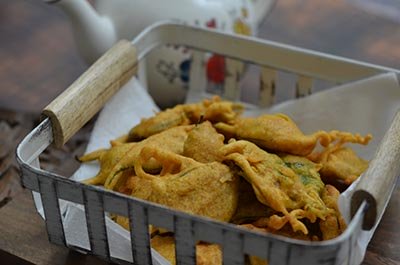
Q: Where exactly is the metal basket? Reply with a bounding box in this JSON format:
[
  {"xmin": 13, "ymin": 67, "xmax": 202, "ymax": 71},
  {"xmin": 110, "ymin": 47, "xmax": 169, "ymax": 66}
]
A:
[{"xmin": 16, "ymin": 21, "xmax": 400, "ymax": 265}]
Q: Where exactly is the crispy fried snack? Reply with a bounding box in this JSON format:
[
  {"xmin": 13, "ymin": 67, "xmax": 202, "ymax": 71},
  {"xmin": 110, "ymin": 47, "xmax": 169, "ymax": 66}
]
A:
[
  {"xmin": 183, "ymin": 96, "xmax": 243, "ymax": 124},
  {"xmin": 128, "ymin": 96, "xmax": 243, "ymax": 141},
  {"xmin": 319, "ymin": 185, "xmax": 347, "ymax": 240},
  {"xmin": 128, "ymin": 146, "xmax": 239, "ymax": 222},
  {"xmin": 113, "ymin": 215, "xmax": 130, "ymax": 231},
  {"xmin": 280, "ymin": 155, "xmax": 324, "ymax": 197},
  {"xmin": 128, "ymin": 108, "xmax": 191, "ymax": 141},
  {"xmin": 151, "ymin": 235, "xmax": 222, "ymax": 265},
  {"xmin": 244, "ymin": 187, "xmax": 346, "ymax": 242},
  {"xmin": 241, "ymin": 223, "xmax": 318, "ymax": 242},
  {"xmin": 221, "ymin": 140, "xmax": 332, "ymax": 234},
  {"xmin": 79, "ymin": 125, "xmax": 193, "ymax": 189},
  {"xmin": 79, "ymin": 143, "xmax": 136, "ymax": 187},
  {"xmin": 183, "ymin": 121, "xmax": 225, "ymax": 163},
  {"xmin": 241, "ymin": 222, "xmax": 320, "ymax": 265},
  {"xmin": 79, "ymin": 97, "xmax": 370, "ymax": 251},
  {"xmin": 231, "ymin": 178, "xmax": 274, "ymax": 224},
  {"xmin": 248, "ymin": 255, "xmax": 268, "ymax": 265},
  {"xmin": 215, "ymin": 113, "xmax": 371, "ymax": 156},
  {"xmin": 309, "ymin": 146, "xmax": 369, "ymax": 186}
]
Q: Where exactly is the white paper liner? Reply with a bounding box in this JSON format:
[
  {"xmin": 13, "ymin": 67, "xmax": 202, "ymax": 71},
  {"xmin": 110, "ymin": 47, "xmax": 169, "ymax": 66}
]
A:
[{"xmin": 34, "ymin": 72, "xmax": 399, "ymax": 265}]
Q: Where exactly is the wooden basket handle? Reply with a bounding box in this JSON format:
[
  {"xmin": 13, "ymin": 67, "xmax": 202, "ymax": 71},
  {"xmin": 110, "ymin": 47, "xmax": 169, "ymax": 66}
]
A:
[
  {"xmin": 351, "ymin": 110, "xmax": 400, "ymax": 230},
  {"xmin": 43, "ymin": 40, "xmax": 137, "ymax": 147}
]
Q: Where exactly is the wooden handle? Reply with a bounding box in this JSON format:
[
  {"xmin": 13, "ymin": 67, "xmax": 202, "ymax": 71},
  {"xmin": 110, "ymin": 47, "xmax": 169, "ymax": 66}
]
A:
[
  {"xmin": 351, "ymin": 110, "xmax": 400, "ymax": 230},
  {"xmin": 43, "ymin": 40, "xmax": 137, "ymax": 147}
]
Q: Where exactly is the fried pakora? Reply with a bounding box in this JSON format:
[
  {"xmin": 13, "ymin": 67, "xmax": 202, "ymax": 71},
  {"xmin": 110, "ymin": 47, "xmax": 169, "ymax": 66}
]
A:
[
  {"xmin": 183, "ymin": 121, "xmax": 225, "ymax": 163},
  {"xmin": 79, "ymin": 125, "xmax": 193, "ymax": 189},
  {"xmin": 221, "ymin": 140, "xmax": 332, "ymax": 234},
  {"xmin": 319, "ymin": 185, "xmax": 347, "ymax": 240},
  {"xmin": 183, "ymin": 96, "xmax": 243, "ymax": 124},
  {"xmin": 79, "ymin": 143, "xmax": 136, "ymax": 186},
  {"xmin": 241, "ymin": 223, "xmax": 319, "ymax": 242},
  {"xmin": 309, "ymin": 146, "xmax": 369, "ymax": 186},
  {"xmin": 128, "ymin": 96, "xmax": 243, "ymax": 141},
  {"xmin": 231, "ymin": 178, "xmax": 274, "ymax": 224},
  {"xmin": 127, "ymin": 146, "xmax": 239, "ymax": 222},
  {"xmin": 128, "ymin": 108, "xmax": 190, "ymax": 141},
  {"xmin": 280, "ymin": 154, "xmax": 324, "ymax": 197},
  {"xmin": 215, "ymin": 113, "xmax": 371, "ymax": 156},
  {"xmin": 78, "ymin": 96, "xmax": 372, "ymax": 258},
  {"xmin": 240, "ymin": 221, "xmax": 321, "ymax": 265},
  {"xmin": 248, "ymin": 255, "xmax": 268, "ymax": 265},
  {"xmin": 151, "ymin": 235, "xmax": 222, "ymax": 265}
]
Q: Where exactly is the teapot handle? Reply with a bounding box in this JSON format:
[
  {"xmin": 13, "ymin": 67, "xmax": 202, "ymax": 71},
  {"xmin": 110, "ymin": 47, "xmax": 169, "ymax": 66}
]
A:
[{"xmin": 43, "ymin": 40, "xmax": 137, "ymax": 147}]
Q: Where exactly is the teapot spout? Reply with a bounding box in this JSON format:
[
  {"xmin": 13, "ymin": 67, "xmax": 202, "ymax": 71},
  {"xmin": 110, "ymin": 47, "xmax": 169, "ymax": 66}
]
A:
[{"xmin": 48, "ymin": 0, "xmax": 117, "ymax": 64}]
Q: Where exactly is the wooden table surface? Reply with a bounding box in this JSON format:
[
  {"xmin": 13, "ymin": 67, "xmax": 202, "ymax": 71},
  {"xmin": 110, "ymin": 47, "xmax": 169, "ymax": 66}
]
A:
[{"xmin": 1, "ymin": 0, "xmax": 400, "ymax": 264}]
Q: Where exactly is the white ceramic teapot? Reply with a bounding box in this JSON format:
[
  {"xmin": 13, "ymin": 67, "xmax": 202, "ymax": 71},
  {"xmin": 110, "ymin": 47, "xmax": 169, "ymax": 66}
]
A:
[{"xmin": 46, "ymin": 0, "xmax": 274, "ymax": 107}]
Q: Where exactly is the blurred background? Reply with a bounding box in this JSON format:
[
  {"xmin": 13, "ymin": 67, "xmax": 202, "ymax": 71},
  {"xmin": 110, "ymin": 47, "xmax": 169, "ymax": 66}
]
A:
[{"xmin": 1, "ymin": 0, "xmax": 400, "ymax": 112}]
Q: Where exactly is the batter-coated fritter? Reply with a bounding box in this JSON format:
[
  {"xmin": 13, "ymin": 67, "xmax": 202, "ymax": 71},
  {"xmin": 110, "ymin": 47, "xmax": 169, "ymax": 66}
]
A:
[
  {"xmin": 151, "ymin": 235, "xmax": 222, "ymax": 265},
  {"xmin": 241, "ymin": 222, "xmax": 319, "ymax": 265},
  {"xmin": 215, "ymin": 113, "xmax": 372, "ymax": 156},
  {"xmin": 246, "ymin": 155, "xmax": 327, "ymax": 234},
  {"xmin": 281, "ymin": 155, "xmax": 324, "ymax": 197},
  {"xmin": 78, "ymin": 96, "xmax": 371, "ymax": 248},
  {"xmin": 231, "ymin": 178, "xmax": 274, "ymax": 224},
  {"xmin": 127, "ymin": 146, "xmax": 239, "ymax": 222},
  {"xmin": 310, "ymin": 146, "xmax": 369, "ymax": 186},
  {"xmin": 79, "ymin": 125, "xmax": 193, "ymax": 189},
  {"xmin": 128, "ymin": 96, "xmax": 243, "ymax": 141},
  {"xmin": 183, "ymin": 96, "xmax": 243, "ymax": 124},
  {"xmin": 319, "ymin": 185, "xmax": 347, "ymax": 240},
  {"xmin": 79, "ymin": 143, "xmax": 136, "ymax": 187},
  {"xmin": 183, "ymin": 121, "xmax": 225, "ymax": 163},
  {"xmin": 128, "ymin": 108, "xmax": 191, "ymax": 142},
  {"xmin": 241, "ymin": 223, "xmax": 319, "ymax": 242},
  {"xmin": 221, "ymin": 140, "xmax": 332, "ymax": 234},
  {"xmin": 248, "ymin": 256, "xmax": 268, "ymax": 265}
]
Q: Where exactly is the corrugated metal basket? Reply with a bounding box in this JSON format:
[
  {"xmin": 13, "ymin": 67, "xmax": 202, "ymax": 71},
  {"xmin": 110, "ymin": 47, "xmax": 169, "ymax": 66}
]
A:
[{"xmin": 16, "ymin": 21, "xmax": 400, "ymax": 265}]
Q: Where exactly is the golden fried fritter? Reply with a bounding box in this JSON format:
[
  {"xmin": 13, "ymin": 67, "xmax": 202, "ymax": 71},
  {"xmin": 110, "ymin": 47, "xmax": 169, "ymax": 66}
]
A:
[
  {"xmin": 151, "ymin": 235, "xmax": 222, "ymax": 265},
  {"xmin": 241, "ymin": 185, "xmax": 346, "ymax": 241},
  {"xmin": 231, "ymin": 178, "xmax": 274, "ymax": 224},
  {"xmin": 319, "ymin": 185, "xmax": 347, "ymax": 240},
  {"xmin": 221, "ymin": 140, "xmax": 332, "ymax": 234},
  {"xmin": 240, "ymin": 222, "xmax": 320, "ymax": 265},
  {"xmin": 183, "ymin": 121, "xmax": 225, "ymax": 163},
  {"xmin": 128, "ymin": 146, "xmax": 239, "ymax": 222},
  {"xmin": 128, "ymin": 108, "xmax": 190, "ymax": 141},
  {"xmin": 79, "ymin": 143, "xmax": 136, "ymax": 186},
  {"xmin": 183, "ymin": 96, "xmax": 243, "ymax": 124},
  {"xmin": 241, "ymin": 223, "xmax": 318, "ymax": 242},
  {"xmin": 280, "ymin": 155, "xmax": 324, "ymax": 197},
  {"xmin": 114, "ymin": 215, "xmax": 130, "ymax": 231},
  {"xmin": 78, "ymin": 96, "xmax": 371, "ymax": 251},
  {"xmin": 79, "ymin": 125, "xmax": 193, "ymax": 189},
  {"xmin": 215, "ymin": 113, "xmax": 371, "ymax": 156},
  {"xmin": 248, "ymin": 255, "xmax": 268, "ymax": 265},
  {"xmin": 128, "ymin": 96, "xmax": 243, "ymax": 141},
  {"xmin": 310, "ymin": 146, "xmax": 369, "ymax": 186}
]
